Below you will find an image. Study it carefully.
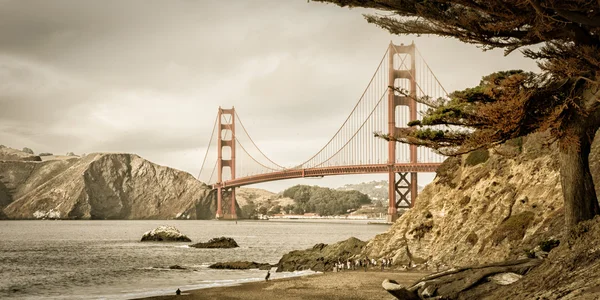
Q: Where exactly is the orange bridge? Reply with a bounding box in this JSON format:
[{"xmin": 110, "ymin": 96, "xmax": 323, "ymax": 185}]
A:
[{"xmin": 199, "ymin": 42, "xmax": 448, "ymax": 222}]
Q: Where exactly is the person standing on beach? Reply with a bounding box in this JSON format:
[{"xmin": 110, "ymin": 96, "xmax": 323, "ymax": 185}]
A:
[{"xmin": 265, "ymin": 270, "xmax": 271, "ymax": 281}]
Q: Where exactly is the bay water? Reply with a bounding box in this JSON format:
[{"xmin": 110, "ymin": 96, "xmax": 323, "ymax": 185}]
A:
[{"xmin": 0, "ymin": 219, "xmax": 388, "ymax": 299}]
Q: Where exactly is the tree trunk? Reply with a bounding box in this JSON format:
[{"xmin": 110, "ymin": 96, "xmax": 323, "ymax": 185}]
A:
[
  {"xmin": 559, "ymin": 129, "xmax": 599, "ymax": 231},
  {"xmin": 559, "ymin": 84, "xmax": 600, "ymax": 232}
]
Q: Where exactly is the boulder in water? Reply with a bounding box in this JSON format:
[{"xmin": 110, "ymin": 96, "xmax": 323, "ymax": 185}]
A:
[
  {"xmin": 209, "ymin": 261, "xmax": 272, "ymax": 270},
  {"xmin": 189, "ymin": 237, "xmax": 239, "ymax": 248},
  {"xmin": 169, "ymin": 265, "xmax": 186, "ymax": 270},
  {"xmin": 140, "ymin": 225, "xmax": 191, "ymax": 242}
]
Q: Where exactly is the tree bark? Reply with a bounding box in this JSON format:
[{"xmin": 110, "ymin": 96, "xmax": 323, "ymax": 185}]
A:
[{"xmin": 560, "ymin": 85, "xmax": 600, "ymax": 232}]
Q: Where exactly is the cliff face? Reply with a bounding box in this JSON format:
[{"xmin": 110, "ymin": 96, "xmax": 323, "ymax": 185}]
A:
[
  {"xmin": 1, "ymin": 152, "xmax": 218, "ymax": 220},
  {"xmin": 364, "ymin": 133, "xmax": 600, "ymax": 268}
]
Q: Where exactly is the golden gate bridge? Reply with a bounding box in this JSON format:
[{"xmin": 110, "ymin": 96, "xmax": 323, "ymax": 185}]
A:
[{"xmin": 199, "ymin": 42, "xmax": 448, "ymax": 222}]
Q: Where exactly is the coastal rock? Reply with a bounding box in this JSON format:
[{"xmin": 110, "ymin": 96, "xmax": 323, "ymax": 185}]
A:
[
  {"xmin": 189, "ymin": 237, "xmax": 239, "ymax": 248},
  {"xmin": 364, "ymin": 132, "xmax": 600, "ymax": 269},
  {"xmin": 169, "ymin": 265, "xmax": 185, "ymax": 270},
  {"xmin": 0, "ymin": 152, "xmax": 232, "ymax": 219},
  {"xmin": 276, "ymin": 237, "xmax": 366, "ymax": 272},
  {"xmin": 141, "ymin": 226, "xmax": 191, "ymax": 242},
  {"xmin": 209, "ymin": 261, "xmax": 272, "ymax": 270}
]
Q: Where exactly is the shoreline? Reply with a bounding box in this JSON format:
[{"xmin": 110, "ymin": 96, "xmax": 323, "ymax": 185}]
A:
[{"xmin": 136, "ymin": 269, "xmax": 429, "ymax": 300}]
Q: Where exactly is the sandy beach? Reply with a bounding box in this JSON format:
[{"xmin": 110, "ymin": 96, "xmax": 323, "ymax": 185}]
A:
[{"xmin": 139, "ymin": 270, "xmax": 429, "ymax": 300}]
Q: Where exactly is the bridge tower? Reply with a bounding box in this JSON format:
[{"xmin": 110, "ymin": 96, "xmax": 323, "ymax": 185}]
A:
[
  {"xmin": 387, "ymin": 42, "xmax": 418, "ymax": 223},
  {"xmin": 216, "ymin": 107, "xmax": 237, "ymax": 219}
]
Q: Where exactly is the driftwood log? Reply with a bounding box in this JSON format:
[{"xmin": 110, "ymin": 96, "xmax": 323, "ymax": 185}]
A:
[{"xmin": 383, "ymin": 258, "xmax": 542, "ymax": 299}]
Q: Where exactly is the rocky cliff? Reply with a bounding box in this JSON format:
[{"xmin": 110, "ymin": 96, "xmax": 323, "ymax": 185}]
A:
[
  {"xmin": 0, "ymin": 145, "xmax": 41, "ymax": 162},
  {"xmin": 364, "ymin": 133, "xmax": 600, "ymax": 269},
  {"xmin": 0, "ymin": 150, "xmax": 220, "ymax": 220}
]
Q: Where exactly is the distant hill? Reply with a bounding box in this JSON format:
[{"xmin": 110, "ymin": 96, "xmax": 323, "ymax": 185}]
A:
[
  {"xmin": 236, "ymin": 187, "xmax": 294, "ymax": 208},
  {"xmin": 0, "ymin": 147, "xmax": 222, "ymax": 220},
  {"xmin": 337, "ymin": 180, "xmax": 424, "ymax": 203}
]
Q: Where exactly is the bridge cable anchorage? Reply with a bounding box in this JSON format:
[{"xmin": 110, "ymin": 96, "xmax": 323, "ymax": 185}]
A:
[
  {"xmin": 234, "ymin": 111, "xmax": 286, "ymax": 170},
  {"xmin": 198, "ymin": 114, "xmax": 219, "ymax": 180},
  {"xmin": 312, "ymin": 89, "xmax": 388, "ymax": 168},
  {"xmin": 294, "ymin": 47, "xmax": 390, "ymax": 169}
]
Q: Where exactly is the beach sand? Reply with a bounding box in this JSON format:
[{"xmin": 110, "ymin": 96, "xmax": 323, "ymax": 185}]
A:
[{"xmin": 140, "ymin": 270, "xmax": 428, "ymax": 300}]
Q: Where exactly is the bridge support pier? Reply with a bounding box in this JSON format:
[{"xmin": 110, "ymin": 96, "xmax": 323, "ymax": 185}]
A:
[
  {"xmin": 215, "ymin": 107, "xmax": 238, "ymax": 220},
  {"xmin": 215, "ymin": 187, "xmax": 237, "ymax": 220},
  {"xmin": 387, "ymin": 172, "xmax": 418, "ymax": 222},
  {"xmin": 216, "ymin": 187, "xmax": 223, "ymax": 218},
  {"xmin": 387, "ymin": 41, "xmax": 419, "ymax": 223}
]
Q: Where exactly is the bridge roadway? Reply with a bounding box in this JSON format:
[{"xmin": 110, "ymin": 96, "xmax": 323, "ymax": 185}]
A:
[{"xmin": 214, "ymin": 163, "xmax": 441, "ymax": 188}]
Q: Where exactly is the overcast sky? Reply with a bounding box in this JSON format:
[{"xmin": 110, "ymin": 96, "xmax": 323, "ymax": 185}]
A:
[{"xmin": 0, "ymin": 0, "xmax": 540, "ymax": 192}]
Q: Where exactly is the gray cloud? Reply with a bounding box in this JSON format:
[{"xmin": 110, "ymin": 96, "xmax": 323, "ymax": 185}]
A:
[{"xmin": 0, "ymin": 0, "xmax": 540, "ymax": 191}]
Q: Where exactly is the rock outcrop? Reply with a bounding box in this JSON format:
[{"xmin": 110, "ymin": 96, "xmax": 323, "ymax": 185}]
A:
[
  {"xmin": 364, "ymin": 133, "xmax": 600, "ymax": 269},
  {"xmin": 209, "ymin": 261, "xmax": 272, "ymax": 270},
  {"xmin": 276, "ymin": 237, "xmax": 366, "ymax": 272},
  {"xmin": 0, "ymin": 146, "xmax": 41, "ymax": 162},
  {"xmin": 0, "ymin": 152, "xmax": 225, "ymax": 220},
  {"xmin": 140, "ymin": 225, "xmax": 191, "ymax": 242},
  {"xmin": 190, "ymin": 237, "xmax": 239, "ymax": 248}
]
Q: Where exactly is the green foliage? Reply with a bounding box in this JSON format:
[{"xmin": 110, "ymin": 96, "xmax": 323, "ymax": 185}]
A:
[
  {"xmin": 539, "ymin": 239, "xmax": 560, "ymax": 252},
  {"xmin": 258, "ymin": 206, "xmax": 268, "ymax": 215},
  {"xmin": 415, "ymin": 128, "xmax": 445, "ymax": 140},
  {"xmin": 241, "ymin": 201, "xmax": 256, "ymax": 219},
  {"xmin": 410, "ymin": 221, "xmax": 433, "ymax": 240},
  {"xmin": 465, "ymin": 149, "xmax": 490, "ymax": 166},
  {"xmin": 524, "ymin": 249, "xmax": 536, "ymax": 259},
  {"xmin": 281, "ymin": 185, "xmax": 372, "ymax": 216},
  {"xmin": 22, "ymin": 147, "xmax": 34, "ymax": 154},
  {"xmin": 491, "ymin": 211, "xmax": 535, "ymax": 246},
  {"xmin": 466, "ymin": 233, "xmax": 478, "ymax": 245},
  {"xmin": 506, "ymin": 137, "xmax": 524, "ymax": 153},
  {"xmin": 407, "ymin": 120, "xmax": 421, "ymax": 126}
]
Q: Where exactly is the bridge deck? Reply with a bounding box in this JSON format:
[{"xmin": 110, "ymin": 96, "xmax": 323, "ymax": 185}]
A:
[{"xmin": 215, "ymin": 163, "xmax": 441, "ymax": 188}]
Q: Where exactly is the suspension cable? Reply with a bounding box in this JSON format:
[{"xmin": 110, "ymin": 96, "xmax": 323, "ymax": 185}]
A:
[
  {"xmin": 294, "ymin": 47, "xmax": 390, "ymax": 168},
  {"xmin": 234, "ymin": 134, "xmax": 283, "ymax": 172},
  {"xmin": 312, "ymin": 89, "xmax": 388, "ymax": 168},
  {"xmin": 234, "ymin": 111, "xmax": 286, "ymax": 170},
  {"xmin": 198, "ymin": 114, "xmax": 218, "ymax": 179},
  {"xmin": 414, "ymin": 46, "xmax": 449, "ymax": 96}
]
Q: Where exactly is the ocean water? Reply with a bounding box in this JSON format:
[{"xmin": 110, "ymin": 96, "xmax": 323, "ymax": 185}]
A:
[{"xmin": 0, "ymin": 219, "xmax": 389, "ymax": 299}]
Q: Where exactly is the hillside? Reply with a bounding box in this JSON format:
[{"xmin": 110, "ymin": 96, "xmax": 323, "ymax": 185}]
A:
[
  {"xmin": 0, "ymin": 145, "xmax": 41, "ymax": 162},
  {"xmin": 0, "ymin": 148, "xmax": 222, "ymax": 220},
  {"xmin": 363, "ymin": 132, "xmax": 600, "ymax": 269},
  {"xmin": 338, "ymin": 180, "xmax": 424, "ymax": 204},
  {"xmin": 235, "ymin": 187, "xmax": 294, "ymax": 208}
]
